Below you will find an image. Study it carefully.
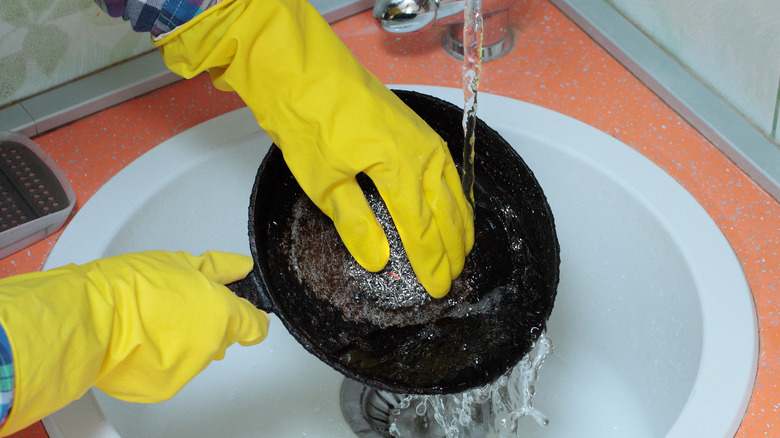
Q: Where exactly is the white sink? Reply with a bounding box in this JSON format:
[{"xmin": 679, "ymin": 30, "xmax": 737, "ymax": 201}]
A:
[{"xmin": 41, "ymin": 85, "xmax": 757, "ymax": 437}]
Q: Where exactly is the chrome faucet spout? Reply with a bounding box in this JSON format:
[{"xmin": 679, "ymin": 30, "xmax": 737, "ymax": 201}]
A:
[
  {"xmin": 373, "ymin": 0, "xmax": 438, "ymax": 33},
  {"xmin": 373, "ymin": 0, "xmax": 514, "ymax": 60}
]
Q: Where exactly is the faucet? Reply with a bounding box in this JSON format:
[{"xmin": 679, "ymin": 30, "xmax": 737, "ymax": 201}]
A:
[{"xmin": 373, "ymin": 0, "xmax": 514, "ymax": 61}]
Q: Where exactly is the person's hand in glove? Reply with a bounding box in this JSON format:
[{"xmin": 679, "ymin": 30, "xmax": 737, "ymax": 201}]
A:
[
  {"xmin": 155, "ymin": 0, "xmax": 475, "ymax": 298},
  {"xmin": 0, "ymin": 251, "xmax": 268, "ymax": 436}
]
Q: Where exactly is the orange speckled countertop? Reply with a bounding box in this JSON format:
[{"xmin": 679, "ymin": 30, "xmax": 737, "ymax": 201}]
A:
[{"xmin": 5, "ymin": 1, "xmax": 778, "ymax": 436}]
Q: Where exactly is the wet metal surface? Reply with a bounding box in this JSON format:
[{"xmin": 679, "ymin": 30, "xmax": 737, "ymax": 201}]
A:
[{"xmin": 237, "ymin": 91, "xmax": 560, "ymax": 395}]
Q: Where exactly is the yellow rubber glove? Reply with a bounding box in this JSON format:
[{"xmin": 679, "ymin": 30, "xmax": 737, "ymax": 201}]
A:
[
  {"xmin": 155, "ymin": 0, "xmax": 474, "ymax": 298},
  {"xmin": 0, "ymin": 251, "xmax": 269, "ymax": 436}
]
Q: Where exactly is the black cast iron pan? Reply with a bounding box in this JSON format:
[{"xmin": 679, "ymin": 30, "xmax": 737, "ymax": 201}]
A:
[{"xmin": 231, "ymin": 90, "xmax": 559, "ymax": 395}]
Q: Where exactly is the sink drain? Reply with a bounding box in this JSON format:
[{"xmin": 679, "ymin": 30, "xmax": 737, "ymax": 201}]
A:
[{"xmin": 340, "ymin": 378, "xmax": 446, "ymax": 438}]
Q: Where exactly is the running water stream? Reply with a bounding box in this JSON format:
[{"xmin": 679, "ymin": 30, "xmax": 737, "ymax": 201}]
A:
[
  {"xmin": 387, "ymin": 4, "xmax": 553, "ymax": 437},
  {"xmin": 460, "ymin": 0, "xmax": 482, "ymax": 209}
]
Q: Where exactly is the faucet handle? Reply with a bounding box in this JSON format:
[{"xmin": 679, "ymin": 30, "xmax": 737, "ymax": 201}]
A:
[{"xmin": 373, "ymin": 0, "xmax": 438, "ymax": 33}]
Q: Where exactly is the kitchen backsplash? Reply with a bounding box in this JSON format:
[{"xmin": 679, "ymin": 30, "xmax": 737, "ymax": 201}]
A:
[
  {"xmin": 0, "ymin": 0, "xmax": 152, "ymax": 109},
  {"xmin": 607, "ymin": 0, "xmax": 780, "ymax": 142}
]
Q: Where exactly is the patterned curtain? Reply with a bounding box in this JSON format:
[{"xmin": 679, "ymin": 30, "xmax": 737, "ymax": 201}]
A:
[{"xmin": 0, "ymin": 0, "xmax": 152, "ymax": 108}]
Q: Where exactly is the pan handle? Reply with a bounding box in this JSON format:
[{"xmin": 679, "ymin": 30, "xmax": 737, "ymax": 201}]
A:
[{"xmin": 227, "ymin": 268, "xmax": 276, "ymax": 313}]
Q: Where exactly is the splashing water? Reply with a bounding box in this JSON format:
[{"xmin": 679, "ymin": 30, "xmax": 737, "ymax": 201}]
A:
[
  {"xmin": 376, "ymin": 3, "xmax": 550, "ymax": 436},
  {"xmin": 384, "ymin": 3, "xmax": 555, "ymax": 436},
  {"xmin": 389, "ymin": 332, "xmax": 553, "ymax": 437}
]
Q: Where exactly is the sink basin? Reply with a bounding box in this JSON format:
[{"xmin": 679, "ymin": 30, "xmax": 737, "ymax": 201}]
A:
[{"xmin": 41, "ymin": 85, "xmax": 757, "ymax": 437}]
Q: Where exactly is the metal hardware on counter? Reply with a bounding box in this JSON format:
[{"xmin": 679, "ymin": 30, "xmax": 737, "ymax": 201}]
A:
[{"xmin": 373, "ymin": 0, "xmax": 515, "ymax": 61}]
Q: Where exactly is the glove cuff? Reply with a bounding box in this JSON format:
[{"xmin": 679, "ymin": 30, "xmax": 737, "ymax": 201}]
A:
[
  {"xmin": 0, "ymin": 267, "xmax": 112, "ymax": 436},
  {"xmin": 152, "ymin": 0, "xmax": 241, "ymax": 45}
]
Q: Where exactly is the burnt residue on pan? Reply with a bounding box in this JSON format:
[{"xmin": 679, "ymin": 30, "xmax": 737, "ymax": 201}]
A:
[{"xmin": 244, "ymin": 90, "xmax": 560, "ymax": 394}]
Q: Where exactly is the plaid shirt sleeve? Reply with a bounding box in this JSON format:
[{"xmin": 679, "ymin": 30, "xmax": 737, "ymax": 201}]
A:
[
  {"xmin": 93, "ymin": 0, "xmax": 222, "ymax": 37},
  {"xmin": 0, "ymin": 325, "xmax": 13, "ymax": 428}
]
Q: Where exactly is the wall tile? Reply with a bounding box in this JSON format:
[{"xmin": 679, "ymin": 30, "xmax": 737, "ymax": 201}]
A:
[{"xmin": 607, "ymin": 0, "xmax": 780, "ymax": 143}]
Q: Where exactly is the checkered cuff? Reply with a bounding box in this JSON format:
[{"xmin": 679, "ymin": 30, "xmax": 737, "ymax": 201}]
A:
[
  {"xmin": 95, "ymin": 0, "xmax": 222, "ymax": 36},
  {"xmin": 0, "ymin": 326, "xmax": 14, "ymax": 428}
]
